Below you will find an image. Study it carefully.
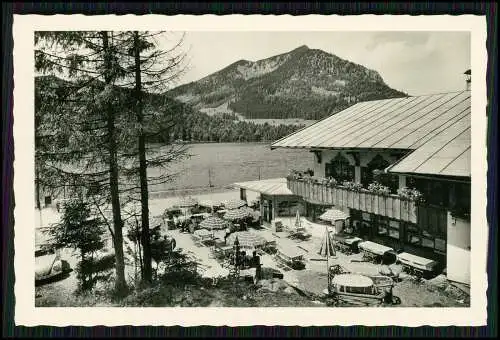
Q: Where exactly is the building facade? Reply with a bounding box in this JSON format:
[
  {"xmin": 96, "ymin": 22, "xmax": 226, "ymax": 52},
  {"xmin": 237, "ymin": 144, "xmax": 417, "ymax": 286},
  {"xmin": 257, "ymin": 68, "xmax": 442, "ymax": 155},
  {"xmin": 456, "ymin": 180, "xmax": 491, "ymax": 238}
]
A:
[{"xmin": 271, "ymin": 90, "xmax": 471, "ymax": 285}]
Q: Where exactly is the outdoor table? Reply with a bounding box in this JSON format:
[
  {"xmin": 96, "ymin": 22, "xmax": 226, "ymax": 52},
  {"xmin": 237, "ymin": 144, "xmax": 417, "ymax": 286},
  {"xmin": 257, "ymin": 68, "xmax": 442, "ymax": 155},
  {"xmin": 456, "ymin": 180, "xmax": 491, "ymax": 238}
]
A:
[
  {"xmin": 358, "ymin": 241, "xmax": 394, "ymax": 263},
  {"xmin": 334, "ymin": 234, "xmax": 363, "ymax": 254},
  {"xmin": 191, "ymin": 213, "xmax": 210, "ymax": 219},
  {"xmin": 343, "ymin": 237, "xmax": 363, "ymax": 245},
  {"xmin": 276, "ymin": 247, "xmax": 305, "ymax": 263},
  {"xmin": 358, "ymin": 241, "xmax": 393, "ymax": 256},
  {"xmin": 219, "ymin": 245, "xmax": 233, "ymax": 256},
  {"xmin": 397, "ymin": 252, "xmax": 438, "ymax": 277}
]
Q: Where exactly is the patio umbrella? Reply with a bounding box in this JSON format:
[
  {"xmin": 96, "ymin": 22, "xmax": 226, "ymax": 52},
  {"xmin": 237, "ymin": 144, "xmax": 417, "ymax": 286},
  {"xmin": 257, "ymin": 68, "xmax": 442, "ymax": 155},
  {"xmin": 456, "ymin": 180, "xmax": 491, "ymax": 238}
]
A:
[
  {"xmin": 226, "ymin": 231, "xmax": 266, "ymax": 249},
  {"xmin": 319, "ymin": 208, "xmax": 350, "ymax": 223},
  {"xmin": 199, "ymin": 216, "xmax": 230, "ymax": 231},
  {"xmin": 223, "ymin": 199, "xmax": 247, "ymax": 210},
  {"xmin": 223, "ymin": 207, "xmax": 252, "ymax": 221},
  {"xmin": 194, "ymin": 229, "xmax": 211, "ymax": 238},
  {"xmin": 240, "ymin": 206, "xmax": 259, "ymax": 216}
]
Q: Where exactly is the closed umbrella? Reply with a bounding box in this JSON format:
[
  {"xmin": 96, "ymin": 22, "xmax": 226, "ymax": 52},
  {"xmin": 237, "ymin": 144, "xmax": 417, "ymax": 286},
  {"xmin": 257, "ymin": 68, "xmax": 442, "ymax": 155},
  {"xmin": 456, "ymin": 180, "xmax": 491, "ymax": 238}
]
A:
[
  {"xmin": 226, "ymin": 231, "xmax": 266, "ymax": 249},
  {"xmin": 318, "ymin": 226, "xmax": 336, "ymax": 258},
  {"xmin": 294, "ymin": 210, "xmax": 302, "ymax": 229},
  {"xmin": 318, "ymin": 225, "xmax": 336, "ymax": 287},
  {"xmin": 223, "ymin": 208, "xmax": 252, "ymax": 221},
  {"xmin": 224, "ymin": 199, "xmax": 247, "ymax": 210},
  {"xmin": 200, "ymin": 216, "xmax": 230, "ymax": 231},
  {"xmin": 319, "ymin": 208, "xmax": 350, "ymax": 223}
]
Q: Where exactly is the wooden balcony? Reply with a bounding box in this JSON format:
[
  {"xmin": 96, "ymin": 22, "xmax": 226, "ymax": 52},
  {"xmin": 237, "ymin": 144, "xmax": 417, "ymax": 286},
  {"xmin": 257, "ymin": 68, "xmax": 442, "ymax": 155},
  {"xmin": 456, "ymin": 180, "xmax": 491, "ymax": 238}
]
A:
[{"xmin": 287, "ymin": 178, "xmax": 418, "ymax": 223}]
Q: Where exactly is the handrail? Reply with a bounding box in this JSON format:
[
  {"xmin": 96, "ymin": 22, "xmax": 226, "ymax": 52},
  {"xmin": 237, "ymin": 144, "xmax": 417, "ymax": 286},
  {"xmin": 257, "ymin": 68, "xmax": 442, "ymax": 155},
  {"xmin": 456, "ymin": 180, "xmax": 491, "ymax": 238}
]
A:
[{"xmin": 287, "ymin": 177, "xmax": 419, "ymax": 223}]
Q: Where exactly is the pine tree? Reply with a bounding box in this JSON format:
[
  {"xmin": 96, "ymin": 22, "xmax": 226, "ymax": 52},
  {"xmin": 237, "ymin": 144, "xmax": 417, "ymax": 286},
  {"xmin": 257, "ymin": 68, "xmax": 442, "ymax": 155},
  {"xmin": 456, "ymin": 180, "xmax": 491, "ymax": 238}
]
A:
[
  {"xmin": 35, "ymin": 31, "xmax": 130, "ymax": 294},
  {"xmin": 111, "ymin": 31, "xmax": 189, "ymax": 283}
]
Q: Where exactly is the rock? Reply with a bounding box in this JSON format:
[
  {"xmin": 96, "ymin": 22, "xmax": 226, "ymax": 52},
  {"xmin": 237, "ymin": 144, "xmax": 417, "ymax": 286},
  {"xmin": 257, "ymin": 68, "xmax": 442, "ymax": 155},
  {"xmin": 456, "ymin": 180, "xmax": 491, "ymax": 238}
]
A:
[
  {"xmin": 275, "ymin": 280, "xmax": 288, "ymax": 291},
  {"xmin": 258, "ymin": 279, "xmax": 274, "ymax": 292},
  {"xmin": 379, "ymin": 265, "xmax": 392, "ymax": 276},
  {"xmin": 427, "ymin": 274, "xmax": 448, "ymax": 289},
  {"xmin": 283, "ymin": 286, "xmax": 296, "ymax": 295},
  {"xmin": 389, "ymin": 264, "xmax": 402, "ymax": 276},
  {"xmin": 242, "ymin": 295, "xmax": 247, "ymax": 300},
  {"xmin": 398, "ymin": 272, "xmax": 410, "ymax": 280},
  {"xmin": 270, "ymin": 282, "xmax": 280, "ymax": 292}
]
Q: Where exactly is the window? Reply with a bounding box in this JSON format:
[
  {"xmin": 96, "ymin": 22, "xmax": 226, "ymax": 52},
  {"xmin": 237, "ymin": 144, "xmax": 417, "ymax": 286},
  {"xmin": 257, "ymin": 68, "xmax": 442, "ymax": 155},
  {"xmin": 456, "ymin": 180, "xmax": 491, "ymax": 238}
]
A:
[
  {"xmin": 362, "ymin": 212, "xmax": 371, "ymax": 222},
  {"xmin": 362, "ymin": 154, "xmax": 400, "ymax": 192},
  {"xmin": 406, "ymin": 224, "xmax": 421, "ymax": 245},
  {"xmin": 407, "ymin": 224, "xmax": 447, "ymax": 253},
  {"xmin": 435, "ymin": 238, "xmax": 446, "ymax": 253},
  {"xmin": 451, "ymin": 182, "xmax": 471, "ymax": 220},
  {"xmin": 388, "ymin": 220, "xmax": 400, "ymax": 239},
  {"xmin": 378, "ymin": 225, "xmax": 388, "ymax": 236},
  {"xmin": 376, "ymin": 216, "xmax": 400, "ymax": 240},
  {"xmin": 325, "ymin": 153, "xmax": 354, "ymax": 182}
]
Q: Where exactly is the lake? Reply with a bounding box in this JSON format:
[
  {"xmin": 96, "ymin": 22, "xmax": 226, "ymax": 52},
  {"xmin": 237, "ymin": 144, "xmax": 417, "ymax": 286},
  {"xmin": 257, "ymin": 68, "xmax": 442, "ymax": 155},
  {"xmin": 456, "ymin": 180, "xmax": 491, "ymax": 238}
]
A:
[{"xmin": 147, "ymin": 142, "xmax": 312, "ymax": 195}]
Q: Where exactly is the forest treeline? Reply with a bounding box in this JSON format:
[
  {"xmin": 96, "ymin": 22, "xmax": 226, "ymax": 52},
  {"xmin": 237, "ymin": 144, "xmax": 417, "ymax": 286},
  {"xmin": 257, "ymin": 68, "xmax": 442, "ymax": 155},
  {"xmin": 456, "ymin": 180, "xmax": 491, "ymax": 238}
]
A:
[
  {"xmin": 36, "ymin": 75, "xmax": 304, "ymax": 145},
  {"xmin": 151, "ymin": 109, "xmax": 304, "ymax": 144}
]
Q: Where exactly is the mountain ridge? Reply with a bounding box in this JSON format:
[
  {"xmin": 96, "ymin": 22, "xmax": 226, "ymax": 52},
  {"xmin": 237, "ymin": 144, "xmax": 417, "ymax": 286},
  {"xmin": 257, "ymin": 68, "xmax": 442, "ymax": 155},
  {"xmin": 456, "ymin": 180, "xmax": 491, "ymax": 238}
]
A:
[{"xmin": 167, "ymin": 45, "xmax": 406, "ymax": 120}]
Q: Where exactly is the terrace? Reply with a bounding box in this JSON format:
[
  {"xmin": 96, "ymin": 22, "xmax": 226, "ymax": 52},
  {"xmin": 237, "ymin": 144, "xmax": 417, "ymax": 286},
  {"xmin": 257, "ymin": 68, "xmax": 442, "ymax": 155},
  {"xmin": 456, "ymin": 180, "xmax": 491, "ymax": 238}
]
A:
[{"xmin": 286, "ymin": 172, "xmax": 419, "ymax": 223}]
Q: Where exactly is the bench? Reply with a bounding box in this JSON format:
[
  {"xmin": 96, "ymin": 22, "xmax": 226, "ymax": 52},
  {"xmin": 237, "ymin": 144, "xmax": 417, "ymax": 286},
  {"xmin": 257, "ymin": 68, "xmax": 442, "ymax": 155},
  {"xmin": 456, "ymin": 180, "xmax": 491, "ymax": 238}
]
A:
[{"xmin": 397, "ymin": 252, "xmax": 438, "ymax": 279}]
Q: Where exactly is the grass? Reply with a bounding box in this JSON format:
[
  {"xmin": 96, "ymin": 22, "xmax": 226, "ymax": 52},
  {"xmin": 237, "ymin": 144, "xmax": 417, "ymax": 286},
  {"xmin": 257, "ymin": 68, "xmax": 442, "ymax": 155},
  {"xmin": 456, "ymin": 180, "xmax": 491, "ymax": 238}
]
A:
[{"xmin": 36, "ymin": 275, "xmax": 323, "ymax": 308}]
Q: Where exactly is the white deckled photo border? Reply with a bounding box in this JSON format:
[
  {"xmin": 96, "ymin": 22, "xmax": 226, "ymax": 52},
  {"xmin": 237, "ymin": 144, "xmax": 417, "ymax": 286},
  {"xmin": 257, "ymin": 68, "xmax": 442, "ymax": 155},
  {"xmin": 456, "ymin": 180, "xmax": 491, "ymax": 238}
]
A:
[{"xmin": 13, "ymin": 14, "xmax": 488, "ymax": 326}]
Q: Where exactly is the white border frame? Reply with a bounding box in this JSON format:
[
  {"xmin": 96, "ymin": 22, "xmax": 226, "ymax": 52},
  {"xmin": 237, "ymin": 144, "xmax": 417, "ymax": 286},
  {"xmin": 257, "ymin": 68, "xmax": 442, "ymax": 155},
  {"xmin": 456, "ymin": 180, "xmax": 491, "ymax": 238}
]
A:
[{"xmin": 13, "ymin": 14, "xmax": 488, "ymax": 326}]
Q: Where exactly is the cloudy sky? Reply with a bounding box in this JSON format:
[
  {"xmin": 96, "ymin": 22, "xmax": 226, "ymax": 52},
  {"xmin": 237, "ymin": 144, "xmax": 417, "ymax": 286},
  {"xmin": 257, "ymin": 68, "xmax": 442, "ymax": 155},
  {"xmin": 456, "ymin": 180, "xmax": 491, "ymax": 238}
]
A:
[{"xmin": 170, "ymin": 31, "xmax": 470, "ymax": 96}]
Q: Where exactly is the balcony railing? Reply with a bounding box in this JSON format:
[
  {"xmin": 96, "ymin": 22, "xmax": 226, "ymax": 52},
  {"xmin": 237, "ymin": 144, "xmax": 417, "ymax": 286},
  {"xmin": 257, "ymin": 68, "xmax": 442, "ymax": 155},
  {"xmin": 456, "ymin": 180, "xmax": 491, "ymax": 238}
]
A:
[{"xmin": 287, "ymin": 177, "xmax": 418, "ymax": 223}]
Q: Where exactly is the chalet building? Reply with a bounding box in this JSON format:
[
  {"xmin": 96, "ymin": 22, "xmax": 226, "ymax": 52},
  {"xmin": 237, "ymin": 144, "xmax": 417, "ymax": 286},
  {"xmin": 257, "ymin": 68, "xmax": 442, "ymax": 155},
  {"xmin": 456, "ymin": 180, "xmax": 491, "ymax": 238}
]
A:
[{"xmin": 271, "ymin": 85, "xmax": 471, "ymax": 285}]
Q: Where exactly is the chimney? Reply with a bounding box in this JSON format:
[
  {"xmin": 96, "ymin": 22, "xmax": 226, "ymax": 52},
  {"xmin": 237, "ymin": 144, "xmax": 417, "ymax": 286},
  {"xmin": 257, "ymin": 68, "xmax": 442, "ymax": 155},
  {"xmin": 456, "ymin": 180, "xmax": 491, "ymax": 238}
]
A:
[{"xmin": 464, "ymin": 69, "xmax": 471, "ymax": 91}]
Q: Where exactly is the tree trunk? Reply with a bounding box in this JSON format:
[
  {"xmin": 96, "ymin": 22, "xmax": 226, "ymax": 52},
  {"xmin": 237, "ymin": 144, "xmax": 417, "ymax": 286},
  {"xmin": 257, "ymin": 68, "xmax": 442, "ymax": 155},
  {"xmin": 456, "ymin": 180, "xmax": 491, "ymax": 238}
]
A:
[
  {"xmin": 134, "ymin": 31, "xmax": 152, "ymax": 283},
  {"xmin": 135, "ymin": 217, "xmax": 144, "ymax": 278},
  {"xmin": 101, "ymin": 31, "xmax": 127, "ymax": 294},
  {"xmin": 35, "ymin": 164, "xmax": 41, "ymax": 210}
]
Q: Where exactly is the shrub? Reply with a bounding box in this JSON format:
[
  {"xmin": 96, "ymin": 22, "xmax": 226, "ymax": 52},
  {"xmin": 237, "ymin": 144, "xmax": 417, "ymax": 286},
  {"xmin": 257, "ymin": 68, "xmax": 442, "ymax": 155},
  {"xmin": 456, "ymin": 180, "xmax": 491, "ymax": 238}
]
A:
[
  {"xmin": 325, "ymin": 177, "xmax": 338, "ymax": 187},
  {"xmin": 77, "ymin": 253, "xmax": 116, "ymax": 291},
  {"xmin": 397, "ymin": 187, "xmax": 424, "ymax": 203},
  {"xmin": 367, "ymin": 182, "xmax": 391, "ymax": 196},
  {"xmin": 341, "ymin": 181, "xmax": 363, "ymax": 192},
  {"xmin": 49, "ymin": 199, "xmax": 108, "ymax": 291}
]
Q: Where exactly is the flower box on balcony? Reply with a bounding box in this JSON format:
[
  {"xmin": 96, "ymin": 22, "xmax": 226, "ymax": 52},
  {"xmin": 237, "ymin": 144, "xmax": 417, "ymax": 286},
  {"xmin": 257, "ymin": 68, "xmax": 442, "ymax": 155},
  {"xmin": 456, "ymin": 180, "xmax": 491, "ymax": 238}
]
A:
[{"xmin": 287, "ymin": 177, "xmax": 418, "ymax": 223}]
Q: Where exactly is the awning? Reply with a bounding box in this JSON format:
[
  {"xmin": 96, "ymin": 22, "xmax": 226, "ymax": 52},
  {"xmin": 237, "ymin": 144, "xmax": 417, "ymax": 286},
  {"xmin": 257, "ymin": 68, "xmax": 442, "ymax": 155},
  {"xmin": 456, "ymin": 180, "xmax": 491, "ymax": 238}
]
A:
[{"xmin": 233, "ymin": 178, "xmax": 294, "ymax": 196}]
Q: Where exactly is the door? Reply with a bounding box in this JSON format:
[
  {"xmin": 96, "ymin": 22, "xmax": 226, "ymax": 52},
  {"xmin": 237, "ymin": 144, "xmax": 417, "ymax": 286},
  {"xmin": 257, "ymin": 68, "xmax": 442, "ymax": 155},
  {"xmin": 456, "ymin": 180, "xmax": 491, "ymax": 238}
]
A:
[{"xmin": 268, "ymin": 200, "xmax": 273, "ymax": 222}]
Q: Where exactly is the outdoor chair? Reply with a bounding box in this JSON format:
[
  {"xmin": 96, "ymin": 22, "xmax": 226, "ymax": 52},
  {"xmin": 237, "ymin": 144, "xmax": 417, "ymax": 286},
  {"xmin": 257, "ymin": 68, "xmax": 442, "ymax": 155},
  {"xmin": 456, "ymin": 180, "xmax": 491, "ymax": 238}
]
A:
[{"xmin": 336, "ymin": 243, "xmax": 353, "ymax": 255}]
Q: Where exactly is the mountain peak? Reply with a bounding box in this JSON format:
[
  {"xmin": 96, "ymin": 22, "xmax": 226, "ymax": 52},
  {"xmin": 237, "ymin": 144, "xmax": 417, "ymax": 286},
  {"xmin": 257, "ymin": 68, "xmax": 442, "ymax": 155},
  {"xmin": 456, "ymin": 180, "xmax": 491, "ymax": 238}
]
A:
[
  {"xmin": 169, "ymin": 45, "xmax": 406, "ymax": 120},
  {"xmin": 292, "ymin": 45, "xmax": 310, "ymax": 52}
]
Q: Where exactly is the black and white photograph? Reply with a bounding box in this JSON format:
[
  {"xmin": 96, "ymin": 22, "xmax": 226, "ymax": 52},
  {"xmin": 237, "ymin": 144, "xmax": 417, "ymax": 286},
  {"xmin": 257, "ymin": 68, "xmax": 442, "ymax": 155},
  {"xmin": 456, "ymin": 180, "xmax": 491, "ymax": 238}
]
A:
[{"xmin": 13, "ymin": 15, "xmax": 488, "ymax": 326}]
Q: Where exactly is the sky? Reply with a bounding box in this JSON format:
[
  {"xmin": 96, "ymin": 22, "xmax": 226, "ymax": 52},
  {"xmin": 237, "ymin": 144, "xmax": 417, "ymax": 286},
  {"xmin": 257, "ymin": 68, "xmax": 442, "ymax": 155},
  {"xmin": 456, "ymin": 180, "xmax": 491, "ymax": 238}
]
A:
[{"xmin": 165, "ymin": 31, "xmax": 470, "ymax": 96}]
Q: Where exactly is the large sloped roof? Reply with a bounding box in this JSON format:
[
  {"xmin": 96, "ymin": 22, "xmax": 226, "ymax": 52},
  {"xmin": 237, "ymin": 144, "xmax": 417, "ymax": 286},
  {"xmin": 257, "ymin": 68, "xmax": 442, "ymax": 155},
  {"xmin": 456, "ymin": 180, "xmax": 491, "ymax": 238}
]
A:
[
  {"xmin": 271, "ymin": 91, "xmax": 471, "ymax": 178},
  {"xmin": 232, "ymin": 178, "xmax": 294, "ymax": 196},
  {"xmin": 271, "ymin": 91, "xmax": 470, "ymax": 151},
  {"xmin": 386, "ymin": 113, "xmax": 470, "ymax": 178}
]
